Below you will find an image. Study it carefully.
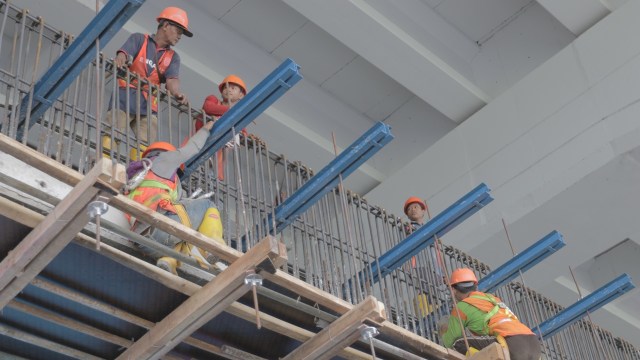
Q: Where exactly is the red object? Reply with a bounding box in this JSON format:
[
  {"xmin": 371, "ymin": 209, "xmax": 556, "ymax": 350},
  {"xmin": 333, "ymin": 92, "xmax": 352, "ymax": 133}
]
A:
[{"xmin": 202, "ymin": 95, "xmax": 229, "ymax": 117}]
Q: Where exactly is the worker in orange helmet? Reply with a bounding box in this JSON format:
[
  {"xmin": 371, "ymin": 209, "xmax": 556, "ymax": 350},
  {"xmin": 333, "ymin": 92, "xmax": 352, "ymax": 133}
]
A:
[
  {"xmin": 195, "ymin": 74, "xmax": 248, "ymax": 131},
  {"xmin": 125, "ymin": 120, "xmax": 226, "ymax": 275},
  {"xmin": 194, "ymin": 74, "xmax": 250, "ymax": 181},
  {"xmin": 104, "ymin": 6, "xmax": 192, "ymax": 161},
  {"xmin": 403, "ymin": 196, "xmax": 448, "ymax": 337},
  {"xmin": 440, "ymin": 268, "xmax": 541, "ymax": 359},
  {"xmin": 404, "ymin": 196, "xmax": 427, "ymax": 233}
]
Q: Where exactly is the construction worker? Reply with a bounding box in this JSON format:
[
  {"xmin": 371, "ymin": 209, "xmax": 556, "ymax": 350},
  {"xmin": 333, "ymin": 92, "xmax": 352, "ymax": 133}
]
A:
[
  {"xmin": 441, "ymin": 268, "xmax": 541, "ymax": 360},
  {"xmin": 404, "ymin": 196, "xmax": 449, "ymax": 338},
  {"xmin": 126, "ymin": 120, "xmax": 225, "ymax": 275},
  {"xmin": 404, "ymin": 196, "xmax": 426, "ymax": 232},
  {"xmin": 195, "ymin": 74, "xmax": 249, "ymax": 180},
  {"xmin": 104, "ymin": 6, "xmax": 192, "ymax": 160},
  {"xmin": 195, "ymin": 74, "xmax": 248, "ymax": 132}
]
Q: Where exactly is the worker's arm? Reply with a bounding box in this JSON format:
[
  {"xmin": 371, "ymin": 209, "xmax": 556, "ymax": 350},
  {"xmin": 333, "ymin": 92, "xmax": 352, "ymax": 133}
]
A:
[
  {"xmin": 166, "ymin": 78, "xmax": 188, "ymax": 105},
  {"xmin": 114, "ymin": 33, "xmax": 144, "ymax": 68},
  {"xmin": 442, "ymin": 306, "xmax": 467, "ymax": 348},
  {"xmin": 151, "ymin": 121, "xmax": 212, "ymax": 178}
]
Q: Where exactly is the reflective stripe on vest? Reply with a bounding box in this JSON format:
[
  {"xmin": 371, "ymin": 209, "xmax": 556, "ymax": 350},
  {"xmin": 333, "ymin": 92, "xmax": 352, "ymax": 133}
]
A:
[
  {"xmin": 117, "ymin": 34, "xmax": 174, "ymax": 113},
  {"xmin": 462, "ymin": 292, "xmax": 532, "ymax": 337},
  {"xmin": 127, "ymin": 169, "xmax": 180, "ymax": 227}
]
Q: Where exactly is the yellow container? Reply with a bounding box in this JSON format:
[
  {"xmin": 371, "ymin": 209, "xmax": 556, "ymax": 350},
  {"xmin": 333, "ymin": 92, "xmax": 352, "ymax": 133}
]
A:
[{"xmin": 198, "ymin": 207, "xmax": 224, "ymax": 245}]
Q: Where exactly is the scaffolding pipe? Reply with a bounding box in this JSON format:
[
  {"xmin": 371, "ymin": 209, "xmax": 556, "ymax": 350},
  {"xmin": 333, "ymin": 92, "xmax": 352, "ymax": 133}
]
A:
[
  {"xmin": 181, "ymin": 58, "xmax": 302, "ymax": 178},
  {"xmin": 536, "ymin": 273, "xmax": 634, "ymax": 339},
  {"xmin": 478, "ymin": 230, "xmax": 565, "ymax": 293},
  {"xmin": 365, "ymin": 183, "xmax": 492, "ymax": 284},
  {"xmin": 16, "ymin": 0, "xmax": 144, "ymax": 138},
  {"xmin": 267, "ymin": 121, "xmax": 393, "ymax": 235}
]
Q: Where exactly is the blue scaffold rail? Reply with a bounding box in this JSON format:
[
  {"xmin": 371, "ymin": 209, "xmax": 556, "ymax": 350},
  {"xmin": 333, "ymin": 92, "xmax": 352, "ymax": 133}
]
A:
[
  {"xmin": 181, "ymin": 58, "xmax": 302, "ymax": 178},
  {"xmin": 266, "ymin": 121, "xmax": 393, "ymax": 235},
  {"xmin": 478, "ymin": 230, "xmax": 565, "ymax": 293},
  {"xmin": 536, "ymin": 273, "xmax": 634, "ymax": 339},
  {"xmin": 365, "ymin": 183, "xmax": 493, "ymax": 284},
  {"xmin": 16, "ymin": 0, "xmax": 145, "ymax": 139}
]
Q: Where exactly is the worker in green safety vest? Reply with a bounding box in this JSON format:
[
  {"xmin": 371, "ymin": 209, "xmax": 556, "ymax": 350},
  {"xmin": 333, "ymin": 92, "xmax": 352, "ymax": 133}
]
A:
[{"xmin": 440, "ymin": 268, "xmax": 541, "ymax": 359}]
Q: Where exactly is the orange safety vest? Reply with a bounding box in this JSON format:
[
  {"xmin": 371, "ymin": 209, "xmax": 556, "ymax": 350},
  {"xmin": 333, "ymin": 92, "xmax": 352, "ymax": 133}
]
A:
[
  {"xmin": 117, "ymin": 35, "xmax": 174, "ymax": 113},
  {"xmin": 127, "ymin": 169, "xmax": 181, "ymax": 224},
  {"xmin": 462, "ymin": 292, "xmax": 534, "ymax": 338}
]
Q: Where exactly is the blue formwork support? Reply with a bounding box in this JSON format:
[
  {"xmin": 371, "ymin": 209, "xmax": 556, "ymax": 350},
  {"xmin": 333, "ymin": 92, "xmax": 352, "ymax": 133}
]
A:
[
  {"xmin": 536, "ymin": 274, "xmax": 634, "ymax": 339},
  {"xmin": 16, "ymin": 0, "xmax": 145, "ymax": 139},
  {"xmin": 478, "ymin": 230, "xmax": 565, "ymax": 293},
  {"xmin": 181, "ymin": 58, "xmax": 302, "ymax": 178},
  {"xmin": 267, "ymin": 121, "xmax": 393, "ymax": 235},
  {"xmin": 365, "ymin": 183, "xmax": 493, "ymax": 284}
]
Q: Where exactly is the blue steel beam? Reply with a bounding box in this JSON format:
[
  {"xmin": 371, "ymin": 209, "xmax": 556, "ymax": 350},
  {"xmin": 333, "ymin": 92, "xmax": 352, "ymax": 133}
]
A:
[
  {"xmin": 537, "ymin": 274, "xmax": 634, "ymax": 339},
  {"xmin": 267, "ymin": 121, "xmax": 393, "ymax": 235},
  {"xmin": 366, "ymin": 183, "xmax": 493, "ymax": 284},
  {"xmin": 181, "ymin": 58, "xmax": 302, "ymax": 178},
  {"xmin": 17, "ymin": 0, "xmax": 144, "ymax": 139},
  {"xmin": 478, "ymin": 230, "xmax": 565, "ymax": 293}
]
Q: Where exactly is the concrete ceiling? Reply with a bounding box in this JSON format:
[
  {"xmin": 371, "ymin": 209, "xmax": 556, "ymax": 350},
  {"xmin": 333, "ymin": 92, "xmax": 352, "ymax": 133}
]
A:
[{"xmin": 12, "ymin": 0, "xmax": 639, "ymax": 348}]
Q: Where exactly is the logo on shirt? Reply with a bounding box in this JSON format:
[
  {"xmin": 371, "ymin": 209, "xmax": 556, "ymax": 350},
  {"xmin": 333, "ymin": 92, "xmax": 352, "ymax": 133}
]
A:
[{"xmin": 139, "ymin": 57, "xmax": 156, "ymax": 70}]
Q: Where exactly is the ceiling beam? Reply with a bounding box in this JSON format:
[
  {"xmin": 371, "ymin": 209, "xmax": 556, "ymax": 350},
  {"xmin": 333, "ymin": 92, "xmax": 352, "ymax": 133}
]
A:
[
  {"xmin": 282, "ymin": 296, "xmax": 385, "ymax": 360},
  {"xmin": 536, "ymin": 0, "xmax": 610, "ymax": 35},
  {"xmin": 117, "ymin": 236, "xmax": 288, "ymax": 360},
  {"xmin": 0, "ymin": 158, "xmax": 124, "ymax": 309},
  {"xmin": 282, "ymin": 0, "xmax": 490, "ymax": 122}
]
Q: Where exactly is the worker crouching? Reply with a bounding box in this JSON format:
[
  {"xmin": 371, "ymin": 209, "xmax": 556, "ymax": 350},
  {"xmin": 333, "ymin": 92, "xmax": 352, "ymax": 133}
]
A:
[
  {"xmin": 126, "ymin": 120, "xmax": 224, "ymax": 274},
  {"xmin": 441, "ymin": 268, "xmax": 542, "ymax": 359}
]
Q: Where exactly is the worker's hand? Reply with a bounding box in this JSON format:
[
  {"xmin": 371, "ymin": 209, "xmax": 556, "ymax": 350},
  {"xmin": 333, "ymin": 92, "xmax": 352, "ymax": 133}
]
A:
[
  {"xmin": 203, "ymin": 120, "xmax": 214, "ymax": 131},
  {"xmin": 173, "ymin": 92, "xmax": 189, "ymax": 106},
  {"xmin": 114, "ymin": 52, "xmax": 129, "ymax": 68}
]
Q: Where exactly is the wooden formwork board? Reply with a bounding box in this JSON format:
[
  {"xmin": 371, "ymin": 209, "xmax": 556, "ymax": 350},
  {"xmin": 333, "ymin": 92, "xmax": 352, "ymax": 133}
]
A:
[{"xmin": 0, "ymin": 133, "xmax": 465, "ymax": 360}]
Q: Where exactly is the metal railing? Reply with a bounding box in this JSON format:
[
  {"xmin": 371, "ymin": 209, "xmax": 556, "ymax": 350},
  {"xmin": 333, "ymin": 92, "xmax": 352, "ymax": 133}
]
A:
[{"xmin": 0, "ymin": 1, "xmax": 637, "ymax": 359}]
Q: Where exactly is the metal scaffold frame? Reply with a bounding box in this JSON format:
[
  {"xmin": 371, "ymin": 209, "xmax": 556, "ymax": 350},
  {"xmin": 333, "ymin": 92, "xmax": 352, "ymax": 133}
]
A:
[{"xmin": 0, "ymin": 1, "xmax": 637, "ymax": 359}]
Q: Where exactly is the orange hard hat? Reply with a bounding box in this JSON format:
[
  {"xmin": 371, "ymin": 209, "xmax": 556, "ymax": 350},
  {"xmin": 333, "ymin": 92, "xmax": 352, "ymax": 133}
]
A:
[
  {"xmin": 450, "ymin": 268, "xmax": 478, "ymax": 286},
  {"xmin": 142, "ymin": 141, "xmax": 176, "ymax": 158},
  {"xmin": 143, "ymin": 141, "xmax": 185, "ymax": 171},
  {"xmin": 219, "ymin": 74, "xmax": 247, "ymax": 94},
  {"xmin": 404, "ymin": 196, "xmax": 426, "ymax": 215},
  {"xmin": 157, "ymin": 7, "xmax": 193, "ymax": 37}
]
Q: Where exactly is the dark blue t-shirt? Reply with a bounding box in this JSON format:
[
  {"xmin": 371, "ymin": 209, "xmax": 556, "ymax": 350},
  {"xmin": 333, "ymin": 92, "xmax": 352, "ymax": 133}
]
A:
[{"xmin": 110, "ymin": 33, "xmax": 181, "ymax": 115}]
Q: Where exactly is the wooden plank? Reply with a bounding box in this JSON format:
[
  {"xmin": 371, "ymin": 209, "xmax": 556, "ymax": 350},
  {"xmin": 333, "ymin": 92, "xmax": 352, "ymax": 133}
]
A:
[
  {"xmin": 5, "ymin": 192, "xmax": 374, "ymax": 360},
  {"xmin": 8, "ymin": 300, "xmax": 132, "ymax": 348},
  {"xmin": 0, "ymin": 350, "xmax": 30, "ymax": 360},
  {"xmin": 117, "ymin": 236, "xmax": 287, "ymax": 360},
  {"xmin": 282, "ymin": 296, "xmax": 386, "ymax": 360},
  {"xmin": 468, "ymin": 343, "xmax": 510, "ymax": 360},
  {"xmin": 30, "ymin": 278, "xmax": 236, "ymax": 360},
  {"xmin": 0, "ymin": 323, "xmax": 103, "ymax": 360},
  {"xmin": 0, "ymin": 133, "xmax": 462, "ymax": 360},
  {"xmin": 0, "ymin": 159, "xmax": 124, "ymax": 309}
]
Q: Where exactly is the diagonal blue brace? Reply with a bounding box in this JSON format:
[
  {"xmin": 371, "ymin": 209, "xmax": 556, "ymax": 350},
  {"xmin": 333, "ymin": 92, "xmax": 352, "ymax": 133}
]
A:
[
  {"xmin": 16, "ymin": 0, "xmax": 145, "ymax": 140},
  {"xmin": 267, "ymin": 121, "xmax": 393, "ymax": 235},
  {"xmin": 181, "ymin": 58, "xmax": 302, "ymax": 178},
  {"xmin": 365, "ymin": 183, "xmax": 493, "ymax": 284},
  {"xmin": 478, "ymin": 230, "xmax": 565, "ymax": 293},
  {"xmin": 536, "ymin": 273, "xmax": 634, "ymax": 339}
]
